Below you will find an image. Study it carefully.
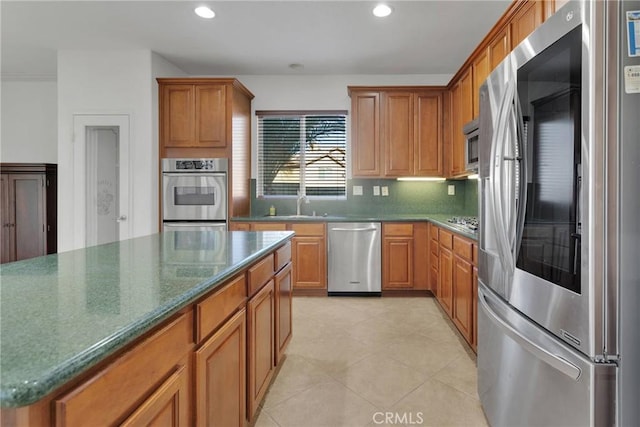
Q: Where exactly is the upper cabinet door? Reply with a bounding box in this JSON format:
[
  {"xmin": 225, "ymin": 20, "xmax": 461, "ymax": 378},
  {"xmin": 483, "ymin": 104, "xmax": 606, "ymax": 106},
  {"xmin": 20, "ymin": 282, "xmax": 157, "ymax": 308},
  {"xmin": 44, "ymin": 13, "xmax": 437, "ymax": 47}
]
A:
[
  {"xmin": 414, "ymin": 92, "xmax": 443, "ymax": 176},
  {"xmin": 488, "ymin": 26, "xmax": 511, "ymax": 71},
  {"xmin": 162, "ymin": 85, "xmax": 195, "ymax": 147},
  {"xmin": 195, "ymin": 85, "xmax": 227, "ymax": 148},
  {"xmin": 472, "ymin": 50, "xmax": 490, "ymax": 118},
  {"xmin": 160, "ymin": 83, "xmax": 228, "ymax": 149},
  {"xmin": 510, "ymin": 0, "xmax": 544, "ymax": 49},
  {"xmin": 384, "ymin": 92, "xmax": 414, "ymax": 177},
  {"xmin": 351, "ymin": 91, "xmax": 381, "ymax": 177}
]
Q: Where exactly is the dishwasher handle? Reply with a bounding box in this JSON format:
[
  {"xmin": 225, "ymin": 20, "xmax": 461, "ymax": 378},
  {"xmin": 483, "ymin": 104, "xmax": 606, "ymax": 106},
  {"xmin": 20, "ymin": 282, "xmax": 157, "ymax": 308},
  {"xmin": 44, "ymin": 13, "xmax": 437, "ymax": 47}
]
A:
[{"xmin": 330, "ymin": 227, "xmax": 378, "ymax": 232}]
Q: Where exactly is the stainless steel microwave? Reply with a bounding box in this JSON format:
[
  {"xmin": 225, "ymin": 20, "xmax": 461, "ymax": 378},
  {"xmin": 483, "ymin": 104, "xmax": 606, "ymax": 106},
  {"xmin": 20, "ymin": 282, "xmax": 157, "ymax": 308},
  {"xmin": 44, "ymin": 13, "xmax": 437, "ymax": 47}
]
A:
[{"xmin": 463, "ymin": 119, "xmax": 479, "ymax": 172}]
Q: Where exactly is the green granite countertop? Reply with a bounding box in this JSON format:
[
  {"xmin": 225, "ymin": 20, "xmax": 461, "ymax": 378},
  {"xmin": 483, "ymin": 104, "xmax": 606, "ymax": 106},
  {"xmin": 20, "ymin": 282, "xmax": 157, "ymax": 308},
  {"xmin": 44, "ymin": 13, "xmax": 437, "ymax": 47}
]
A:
[
  {"xmin": 232, "ymin": 214, "xmax": 478, "ymax": 240},
  {"xmin": 0, "ymin": 230, "xmax": 294, "ymax": 408}
]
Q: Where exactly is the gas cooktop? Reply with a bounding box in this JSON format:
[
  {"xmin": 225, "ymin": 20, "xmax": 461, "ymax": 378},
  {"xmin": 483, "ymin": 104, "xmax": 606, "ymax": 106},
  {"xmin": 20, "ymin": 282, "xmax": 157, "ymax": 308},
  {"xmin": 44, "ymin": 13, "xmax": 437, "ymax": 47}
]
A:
[{"xmin": 446, "ymin": 216, "xmax": 478, "ymax": 232}]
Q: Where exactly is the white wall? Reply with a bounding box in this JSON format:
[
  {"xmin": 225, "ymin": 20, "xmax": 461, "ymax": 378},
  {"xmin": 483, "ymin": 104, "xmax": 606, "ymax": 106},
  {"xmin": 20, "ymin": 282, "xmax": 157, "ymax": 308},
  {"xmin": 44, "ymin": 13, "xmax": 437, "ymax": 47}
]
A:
[
  {"xmin": 0, "ymin": 80, "xmax": 57, "ymax": 163},
  {"xmin": 234, "ymin": 74, "xmax": 452, "ymax": 178},
  {"xmin": 57, "ymin": 50, "xmax": 155, "ymax": 251}
]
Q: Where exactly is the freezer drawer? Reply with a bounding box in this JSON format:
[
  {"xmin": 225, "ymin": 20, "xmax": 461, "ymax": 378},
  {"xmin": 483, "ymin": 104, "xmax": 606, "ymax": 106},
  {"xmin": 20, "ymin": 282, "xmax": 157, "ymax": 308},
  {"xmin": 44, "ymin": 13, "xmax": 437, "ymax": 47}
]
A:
[
  {"xmin": 477, "ymin": 282, "xmax": 616, "ymax": 427},
  {"xmin": 327, "ymin": 222, "xmax": 381, "ymax": 294}
]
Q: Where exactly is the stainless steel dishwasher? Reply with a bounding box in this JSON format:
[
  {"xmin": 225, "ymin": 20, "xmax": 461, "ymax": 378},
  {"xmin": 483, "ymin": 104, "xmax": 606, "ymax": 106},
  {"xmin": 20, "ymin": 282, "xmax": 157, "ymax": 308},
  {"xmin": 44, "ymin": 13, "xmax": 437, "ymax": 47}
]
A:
[{"xmin": 327, "ymin": 222, "xmax": 381, "ymax": 296}]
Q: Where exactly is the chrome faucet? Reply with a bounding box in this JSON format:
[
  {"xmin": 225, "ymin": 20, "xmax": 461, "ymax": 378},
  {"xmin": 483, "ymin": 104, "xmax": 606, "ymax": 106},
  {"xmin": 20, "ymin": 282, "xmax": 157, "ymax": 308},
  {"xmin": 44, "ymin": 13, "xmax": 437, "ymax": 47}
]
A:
[{"xmin": 296, "ymin": 191, "xmax": 308, "ymax": 216}]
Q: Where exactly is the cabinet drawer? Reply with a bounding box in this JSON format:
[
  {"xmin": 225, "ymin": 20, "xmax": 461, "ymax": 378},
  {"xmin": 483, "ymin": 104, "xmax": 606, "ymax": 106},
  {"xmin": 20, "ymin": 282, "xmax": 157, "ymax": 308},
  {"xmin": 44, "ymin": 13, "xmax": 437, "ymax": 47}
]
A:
[
  {"xmin": 384, "ymin": 223, "xmax": 414, "ymax": 236},
  {"xmin": 275, "ymin": 241, "xmax": 292, "ymax": 272},
  {"xmin": 439, "ymin": 229, "xmax": 453, "ymax": 249},
  {"xmin": 453, "ymin": 235, "xmax": 473, "ymax": 262},
  {"xmin": 196, "ymin": 274, "xmax": 247, "ymax": 343},
  {"xmin": 289, "ymin": 223, "xmax": 325, "ymax": 236},
  {"xmin": 55, "ymin": 313, "xmax": 192, "ymax": 427},
  {"xmin": 252, "ymin": 223, "xmax": 287, "ymax": 231},
  {"xmin": 248, "ymin": 254, "xmax": 275, "ymax": 296}
]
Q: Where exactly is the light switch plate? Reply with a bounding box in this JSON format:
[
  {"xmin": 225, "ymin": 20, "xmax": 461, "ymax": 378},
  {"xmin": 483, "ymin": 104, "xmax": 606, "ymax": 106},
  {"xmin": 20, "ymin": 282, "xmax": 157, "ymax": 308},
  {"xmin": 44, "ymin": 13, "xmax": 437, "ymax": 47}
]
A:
[
  {"xmin": 373, "ymin": 186, "xmax": 380, "ymax": 196},
  {"xmin": 381, "ymin": 186, "xmax": 389, "ymax": 196},
  {"xmin": 353, "ymin": 185, "xmax": 363, "ymax": 196},
  {"xmin": 448, "ymin": 184, "xmax": 455, "ymax": 195}
]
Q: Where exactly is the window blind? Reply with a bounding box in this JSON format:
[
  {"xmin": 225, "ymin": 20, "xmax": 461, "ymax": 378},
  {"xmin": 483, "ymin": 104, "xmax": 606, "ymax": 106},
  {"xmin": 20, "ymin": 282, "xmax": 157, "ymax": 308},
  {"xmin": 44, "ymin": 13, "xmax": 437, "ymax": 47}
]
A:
[{"xmin": 257, "ymin": 111, "xmax": 347, "ymax": 197}]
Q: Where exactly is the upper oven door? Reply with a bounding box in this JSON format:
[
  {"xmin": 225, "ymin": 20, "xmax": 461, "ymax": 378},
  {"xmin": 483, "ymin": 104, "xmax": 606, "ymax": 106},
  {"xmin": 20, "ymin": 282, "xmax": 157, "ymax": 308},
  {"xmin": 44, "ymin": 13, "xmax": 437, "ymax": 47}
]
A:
[{"xmin": 162, "ymin": 173, "xmax": 227, "ymax": 221}]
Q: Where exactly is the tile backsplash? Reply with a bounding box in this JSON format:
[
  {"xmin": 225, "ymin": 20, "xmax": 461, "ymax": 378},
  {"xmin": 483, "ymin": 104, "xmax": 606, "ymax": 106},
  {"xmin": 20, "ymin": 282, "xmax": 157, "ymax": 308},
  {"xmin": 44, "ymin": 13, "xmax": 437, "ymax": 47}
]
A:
[{"xmin": 250, "ymin": 178, "xmax": 478, "ymax": 217}]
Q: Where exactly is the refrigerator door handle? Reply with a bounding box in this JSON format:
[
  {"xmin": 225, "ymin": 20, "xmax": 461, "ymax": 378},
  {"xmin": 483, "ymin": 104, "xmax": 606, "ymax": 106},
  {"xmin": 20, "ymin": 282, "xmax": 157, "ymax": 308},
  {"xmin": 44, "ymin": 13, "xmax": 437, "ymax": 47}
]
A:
[{"xmin": 479, "ymin": 287, "xmax": 582, "ymax": 381}]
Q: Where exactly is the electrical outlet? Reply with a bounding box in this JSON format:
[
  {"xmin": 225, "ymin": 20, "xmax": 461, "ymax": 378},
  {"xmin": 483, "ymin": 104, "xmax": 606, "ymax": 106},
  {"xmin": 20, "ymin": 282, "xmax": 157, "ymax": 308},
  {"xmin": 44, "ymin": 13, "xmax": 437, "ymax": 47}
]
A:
[
  {"xmin": 353, "ymin": 185, "xmax": 363, "ymax": 196},
  {"xmin": 373, "ymin": 186, "xmax": 380, "ymax": 196},
  {"xmin": 381, "ymin": 186, "xmax": 389, "ymax": 196},
  {"xmin": 448, "ymin": 184, "xmax": 455, "ymax": 196}
]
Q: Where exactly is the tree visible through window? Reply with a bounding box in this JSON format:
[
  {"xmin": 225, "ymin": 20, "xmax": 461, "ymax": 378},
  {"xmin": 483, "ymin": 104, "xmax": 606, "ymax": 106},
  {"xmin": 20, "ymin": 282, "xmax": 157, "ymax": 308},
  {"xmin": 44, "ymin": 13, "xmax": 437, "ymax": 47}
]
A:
[{"xmin": 257, "ymin": 111, "xmax": 347, "ymax": 197}]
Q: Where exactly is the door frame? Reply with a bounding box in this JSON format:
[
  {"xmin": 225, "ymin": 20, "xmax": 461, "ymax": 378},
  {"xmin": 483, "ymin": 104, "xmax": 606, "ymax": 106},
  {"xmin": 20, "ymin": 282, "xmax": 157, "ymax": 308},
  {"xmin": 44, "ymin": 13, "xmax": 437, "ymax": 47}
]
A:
[{"xmin": 73, "ymin": 114, "xmax": 131, "ymax": 248}]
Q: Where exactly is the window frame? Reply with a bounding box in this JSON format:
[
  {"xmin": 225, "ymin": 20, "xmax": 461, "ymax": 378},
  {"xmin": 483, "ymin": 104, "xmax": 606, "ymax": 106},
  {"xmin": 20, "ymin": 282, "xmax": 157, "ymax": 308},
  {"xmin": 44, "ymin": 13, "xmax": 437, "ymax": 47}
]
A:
[{"xmin": 256, "ymin": 110, "xmax": 348, "ymax": 200}]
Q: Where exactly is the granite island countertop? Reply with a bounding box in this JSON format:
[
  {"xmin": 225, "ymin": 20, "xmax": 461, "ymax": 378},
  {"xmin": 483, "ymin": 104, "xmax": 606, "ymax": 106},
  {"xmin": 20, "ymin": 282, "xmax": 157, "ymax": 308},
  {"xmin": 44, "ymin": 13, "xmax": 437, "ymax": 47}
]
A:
[
  {"xmin": 0, "ymin": 230, "xmax": 294, "ymax": 408},
  {"xmin": 232, "ymin": 214, "xmax": 478, "ymax": 240}
]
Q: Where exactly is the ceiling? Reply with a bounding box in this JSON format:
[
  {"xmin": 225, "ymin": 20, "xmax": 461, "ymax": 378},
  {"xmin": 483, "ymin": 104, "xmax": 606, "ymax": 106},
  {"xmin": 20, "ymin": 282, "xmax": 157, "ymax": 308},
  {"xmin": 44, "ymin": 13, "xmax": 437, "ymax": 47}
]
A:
[{"xmin": 1, "ymin": 1, "xmax": 511, "ymax": 80}]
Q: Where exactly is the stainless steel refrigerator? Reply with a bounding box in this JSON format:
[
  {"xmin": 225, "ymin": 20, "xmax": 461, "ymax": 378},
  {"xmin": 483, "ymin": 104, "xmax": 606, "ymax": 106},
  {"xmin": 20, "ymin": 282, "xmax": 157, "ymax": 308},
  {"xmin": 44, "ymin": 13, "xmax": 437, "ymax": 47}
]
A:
[{"xmin": 477, "ymin": 1, "xmax": 640, "ymax": 425}]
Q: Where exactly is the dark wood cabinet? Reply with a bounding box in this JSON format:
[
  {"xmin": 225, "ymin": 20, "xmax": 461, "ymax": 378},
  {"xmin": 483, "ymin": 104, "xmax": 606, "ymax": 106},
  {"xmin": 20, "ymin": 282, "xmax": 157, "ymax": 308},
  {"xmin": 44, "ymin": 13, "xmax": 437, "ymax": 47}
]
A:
[
  {"xmin": 384, "ymin": 92, "xmax": 414, "ymax": 176},
  {"xmin": 452, "ymin": 253, "xmax": 474, "ymax": 344},
  {"xmin": 438, "ymin": 246, "xmax": 454, "ymax": 317},
  {"xmin": 448, "ymin": 69, "xmax": 473, "ymax": 178},
  {"xmin": 0, "ymin": 164, "xmax": 57, "ymax": 264},
  {"xmin": 290, "ymin": 223, "xmax": 326, "ymax": 292},
  {"xmin": 511, "ymin": 0, "xmax": 544, "ymax": 49},
  {"xmin": 382, "ymin": 223, "xmax": 428, "ymax": 292}
]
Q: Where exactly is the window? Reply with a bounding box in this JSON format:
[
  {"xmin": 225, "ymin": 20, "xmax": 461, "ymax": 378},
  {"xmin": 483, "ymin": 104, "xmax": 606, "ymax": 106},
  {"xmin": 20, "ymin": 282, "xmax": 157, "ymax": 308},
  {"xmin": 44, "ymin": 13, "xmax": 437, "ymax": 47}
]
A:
[{"xmin": 257, "ymin": 111, "xmax": 347, "ymax": 197}]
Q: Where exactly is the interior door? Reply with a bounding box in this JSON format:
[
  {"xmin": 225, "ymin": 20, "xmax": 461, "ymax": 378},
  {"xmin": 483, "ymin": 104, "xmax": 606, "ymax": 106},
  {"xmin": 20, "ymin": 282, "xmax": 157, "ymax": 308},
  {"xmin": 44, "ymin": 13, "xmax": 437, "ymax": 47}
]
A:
[{"xmin": 73, "ymin": 115, "xmax": 130, "ymax": 249}]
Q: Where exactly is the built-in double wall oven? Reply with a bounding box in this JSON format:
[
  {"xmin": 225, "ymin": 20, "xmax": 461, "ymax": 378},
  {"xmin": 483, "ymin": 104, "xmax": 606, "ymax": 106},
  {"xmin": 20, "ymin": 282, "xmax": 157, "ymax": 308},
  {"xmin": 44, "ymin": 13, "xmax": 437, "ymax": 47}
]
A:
[{"xmin": 161, "ymin": 158, "xmax": 228, "ymax": 232}]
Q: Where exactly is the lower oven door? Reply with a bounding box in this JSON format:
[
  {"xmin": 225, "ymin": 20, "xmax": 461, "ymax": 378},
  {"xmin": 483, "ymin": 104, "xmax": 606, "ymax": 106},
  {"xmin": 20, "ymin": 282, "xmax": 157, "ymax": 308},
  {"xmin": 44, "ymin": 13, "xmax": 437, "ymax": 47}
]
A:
[
  {"xmin": 477, "ymin": 282, "xmax": 616, "ymax": 427},
  {"xmin": 162, "ymin": 173, "xmax": 227, "ymax": 221}
]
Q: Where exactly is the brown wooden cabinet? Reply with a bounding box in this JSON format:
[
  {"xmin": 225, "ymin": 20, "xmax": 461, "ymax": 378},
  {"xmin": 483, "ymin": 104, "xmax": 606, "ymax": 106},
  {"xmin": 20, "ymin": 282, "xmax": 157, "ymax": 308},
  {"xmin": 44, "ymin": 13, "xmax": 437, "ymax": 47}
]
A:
[
  {"xmin": 159, "ymin": 82, "xmax": 234, "ymax": 152},
  {"xmin": 121, "ymin": 364, "xmax": 189, "ymax": 427},
  {"xmin": 429, "ymin": 223, "xmax": 440, "ymax": 294},
  {"xmin": 274, "ymin": 261, "xmax": 293, "ymax": 365},
  {"xmin": 431, "ymin": 223, "xmax": 478, "ymax": 349},
  {"xmin": 247, "ymin": 280, "xmax": 275, "ymax": 422},
  {"xmin": 382, "ymin": 222, "xmax": 428, "ymax": 291},
  {"xmin": 511, "ymin": 0, "xmax": 544, "ymax": 49},
  {"xmin": 488, "ymin": 26, "xmax": 511, "ymax": 71},
  {"xmin": 350, "ymin": 87, "xmax": 444, "ymax": 178},
  {"xmin": 351, "ymin": 91, "xmax": 382, "ymax": 177},
  {"xmin": 195, "ymin": 309, "xmax": 246, "ymax": 427},
  {"xmin": 290, "ymin": 223, "xmax": 326, "ymax": 292},
  {"xmin": 472, "ymin": 50, "xmax": 490, "ymax": 118},
  {"xmin": 157, "ymin": 78, "xmax": 254, "ymax": 219},
  {"xmin": 452, "ymin": 236, "xmax": 474, "ymax": 345},
  {"xmin": 448, "ymin": 69, "xmax": 474, "ymax": 178},
  {"xmin": 160, "ymin": 83, "xmax": 227, "ymax": 149},
  {"xmin": 54, "ymin": 313, "xmax": 193, "ymax": 427},
  {"xmin": 383, "ymin": 224, "xmax": 414, "ymax": 289},
  {"xmin": 1, "ymin": 164, "xmax": 57, "ymax": 264},
  {"xmin": 384, "ymin": 92, "xmax": 414, "ymax": 176}
]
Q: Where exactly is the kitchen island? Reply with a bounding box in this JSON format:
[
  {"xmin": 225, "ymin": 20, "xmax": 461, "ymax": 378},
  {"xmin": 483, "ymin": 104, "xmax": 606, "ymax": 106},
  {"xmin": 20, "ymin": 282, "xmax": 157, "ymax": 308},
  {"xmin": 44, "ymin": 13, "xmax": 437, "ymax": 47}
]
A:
[{"xmin": 0, "ymin": 230, "xmax": 294, "ymax": 426}]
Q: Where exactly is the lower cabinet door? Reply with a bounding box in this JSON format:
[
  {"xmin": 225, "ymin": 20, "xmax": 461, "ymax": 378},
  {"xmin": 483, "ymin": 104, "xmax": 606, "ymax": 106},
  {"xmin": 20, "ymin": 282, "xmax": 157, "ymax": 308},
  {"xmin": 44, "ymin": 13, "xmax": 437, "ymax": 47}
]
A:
[
  {"xmin": 195, "ymin": 308, "xmax": 246, "ymax": 427},
  {"xmin": 275, "ymin": 262, "xmax": 293, "ymax": 365},
  {"xmin": 120, "ymin": 364, "xmax": 189, "ymax": 427},
  {"xmin": 452, "ymin": 255, "xmax": 473, "ymax": 344},
  {"xmin": 247, "ymin": 281, "xmax": 275, "ymax": 422},
  {"xmin": 438, "ymin": 247, "xmax": 453, "ymax": 316}
]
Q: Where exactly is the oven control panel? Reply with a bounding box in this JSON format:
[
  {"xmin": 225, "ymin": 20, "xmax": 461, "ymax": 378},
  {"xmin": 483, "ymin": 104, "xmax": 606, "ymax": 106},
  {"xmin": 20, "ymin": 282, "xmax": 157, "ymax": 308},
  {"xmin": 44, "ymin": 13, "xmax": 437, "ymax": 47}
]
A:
[{"xmin": 162, "ymin": 158, "xmax": 228, "ymax": 173}]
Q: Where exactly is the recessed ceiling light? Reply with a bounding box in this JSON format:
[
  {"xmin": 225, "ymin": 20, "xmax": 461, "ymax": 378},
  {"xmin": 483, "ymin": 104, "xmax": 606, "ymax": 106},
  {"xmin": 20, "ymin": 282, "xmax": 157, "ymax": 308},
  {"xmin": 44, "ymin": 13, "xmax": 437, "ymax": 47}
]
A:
[
  {"xmin": 195, "ymin": 6, "xmax": 215, "ymax": 19},
  {"xmin": 373, "ymin": 4, "xmax": 393, "ymax": 18},
  {"xmin": 289, "ymin": 63, "xmax": 304, "ymax": 70}
]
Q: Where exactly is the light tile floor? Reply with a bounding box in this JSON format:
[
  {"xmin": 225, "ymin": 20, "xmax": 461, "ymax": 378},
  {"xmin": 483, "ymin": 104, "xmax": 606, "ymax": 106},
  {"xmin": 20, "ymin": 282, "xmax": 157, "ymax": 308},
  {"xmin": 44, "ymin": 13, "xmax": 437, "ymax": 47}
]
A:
[{"xmin": 254, "ymin": 296, "xmax": 489, "ymax": 427}]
